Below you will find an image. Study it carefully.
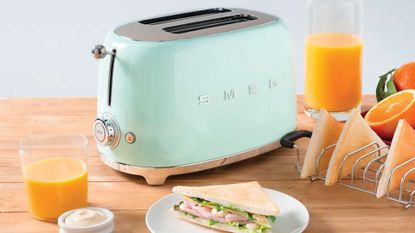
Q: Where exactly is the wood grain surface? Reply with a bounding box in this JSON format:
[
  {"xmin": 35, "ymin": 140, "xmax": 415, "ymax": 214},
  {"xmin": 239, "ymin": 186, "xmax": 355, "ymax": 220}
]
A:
[{"xmin": 0, "ymin": 96, "xmax": 413, "ymax": 233}]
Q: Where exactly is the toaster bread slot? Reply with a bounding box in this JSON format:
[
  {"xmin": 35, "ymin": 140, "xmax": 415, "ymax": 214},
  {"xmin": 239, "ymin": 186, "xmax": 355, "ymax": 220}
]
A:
[
  {"xmin": 107, "ymin": 49, "xmax": 116, "ymax": 106},
  {"xmin": 140, "ymin": 8, "xmax": 231, "ymax": 25},
  {"xmin": 163, "ymin": 14, "xmax": 258, "ymax": 34}
]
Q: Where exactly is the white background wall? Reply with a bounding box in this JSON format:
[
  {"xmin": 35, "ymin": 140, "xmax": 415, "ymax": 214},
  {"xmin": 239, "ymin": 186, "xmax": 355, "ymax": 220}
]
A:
[{"xmin": 1, "ymin": 0, "xmax": 414, "ymax": 97}]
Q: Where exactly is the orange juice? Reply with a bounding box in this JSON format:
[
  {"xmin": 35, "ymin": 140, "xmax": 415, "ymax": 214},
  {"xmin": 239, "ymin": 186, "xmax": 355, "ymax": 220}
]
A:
[
  {"xmin": 305, "ymin": 33, "xmax": 363, "ymax": 112},
  {"xmin": 23, "ymin": 157, "xmax": 88, "ymax": 221}
]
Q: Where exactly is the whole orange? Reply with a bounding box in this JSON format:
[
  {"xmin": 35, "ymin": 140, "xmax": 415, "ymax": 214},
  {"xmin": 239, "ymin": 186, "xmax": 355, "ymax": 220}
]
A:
[{"xmin": 393, "ymin": 61, "xmax": 415, "ymax": 91}]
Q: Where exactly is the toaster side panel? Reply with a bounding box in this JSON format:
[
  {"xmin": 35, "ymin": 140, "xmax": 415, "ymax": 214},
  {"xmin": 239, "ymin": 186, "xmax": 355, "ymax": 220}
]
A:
[{"xmin": 96, "ymin": 20, "xmax": 297, "ymax": 167}]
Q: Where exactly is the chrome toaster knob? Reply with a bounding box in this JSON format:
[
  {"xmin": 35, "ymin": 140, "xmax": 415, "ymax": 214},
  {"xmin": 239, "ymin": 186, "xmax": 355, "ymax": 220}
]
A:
[
  {"xmin": 93, "ymin": 113, "xmax": 120, "ymax": 149},
  {"xmin": 92, "ymin": 44, "xmax": 108, "ymax": 59}
]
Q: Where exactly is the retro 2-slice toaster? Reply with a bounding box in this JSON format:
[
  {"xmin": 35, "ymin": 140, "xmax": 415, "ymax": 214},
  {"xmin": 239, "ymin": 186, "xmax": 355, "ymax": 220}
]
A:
[{"xmin": 91, "ymin": 8, "xmax": 296, "ymax": 185}]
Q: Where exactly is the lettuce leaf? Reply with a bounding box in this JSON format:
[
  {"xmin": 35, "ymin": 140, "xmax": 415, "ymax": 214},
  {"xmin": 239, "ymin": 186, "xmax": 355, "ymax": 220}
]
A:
[
  {"xmin": 226, "ymin": 222, "xmax": 271, "ymax": 233},
  {"xmin": 266, "ymin": 215, "xmax": 276, "ymax": 223},
  {"xmin": 208, "ymin": 219, "xmax": 218, "ymax": 226}
]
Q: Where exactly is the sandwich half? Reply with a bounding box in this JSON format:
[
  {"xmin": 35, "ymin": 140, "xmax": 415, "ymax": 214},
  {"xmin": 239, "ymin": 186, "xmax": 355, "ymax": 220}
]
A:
[
  {"xmin": 172, "ymin": 181, "xmax": 279, "ymax": 233},
  {"xmin": 325, "ymin": 109, "xmax": 385, "ymax": 185},
  {"xmin": 377, "ymin": 119, "xmax": 415, "ymax": 198},
  {"xmin": 301, "ymin": 109, "xmax": 343, "ymax": 178}
]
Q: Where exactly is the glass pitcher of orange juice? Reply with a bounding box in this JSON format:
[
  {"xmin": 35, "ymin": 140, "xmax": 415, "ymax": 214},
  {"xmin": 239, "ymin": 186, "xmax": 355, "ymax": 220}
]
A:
[
  {"xmin": 19, "ymin": 135, "xmax": 89, "ymax": 221},
  {"xmin": 304, "ymin": 0, "xmax": 363, "ymax": 121}
]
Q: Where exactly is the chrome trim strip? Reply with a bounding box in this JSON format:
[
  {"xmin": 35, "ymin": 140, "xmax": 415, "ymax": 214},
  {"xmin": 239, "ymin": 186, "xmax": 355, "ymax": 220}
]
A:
[
  {"xmin": 114, "ymin": 8, "xmax": 278, "ymax": 42},
  {"xmin": 99, "ymin": 139, "xmax": 280, "ymax": 185}
]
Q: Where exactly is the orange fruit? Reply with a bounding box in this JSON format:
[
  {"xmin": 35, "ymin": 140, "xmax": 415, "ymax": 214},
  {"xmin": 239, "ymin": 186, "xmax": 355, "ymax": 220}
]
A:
[
  {"xmin": 365, "ymin": 90, "xmax": 415, "ymax": 140},
  {"xmin": 393, "ymin": 61, "xmax": 415, "ymax": 91}
]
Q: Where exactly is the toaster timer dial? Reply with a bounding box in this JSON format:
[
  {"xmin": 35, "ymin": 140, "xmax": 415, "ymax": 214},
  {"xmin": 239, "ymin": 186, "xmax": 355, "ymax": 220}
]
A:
[{"xmin": 93, "ymin": 113, "xmax": 120, "ymax": 149}]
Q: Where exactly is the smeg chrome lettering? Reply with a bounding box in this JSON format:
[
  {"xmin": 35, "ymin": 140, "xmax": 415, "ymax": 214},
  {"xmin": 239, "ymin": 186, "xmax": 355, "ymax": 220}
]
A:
[{"xmin": 199, "ymin": 80, "xmax": 277, "ymax": 106}]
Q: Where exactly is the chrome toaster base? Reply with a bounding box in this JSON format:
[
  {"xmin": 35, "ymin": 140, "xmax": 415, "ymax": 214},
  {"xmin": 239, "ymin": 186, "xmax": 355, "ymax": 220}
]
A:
[{"xmin": 99, "ymin": 140, "xmax": 280, "ymax": 185}]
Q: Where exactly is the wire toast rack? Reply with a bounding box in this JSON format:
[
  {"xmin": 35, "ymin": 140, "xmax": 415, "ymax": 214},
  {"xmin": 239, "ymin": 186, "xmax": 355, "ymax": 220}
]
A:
[{"xmin": 280, "ymin": 130, "xmax": 415, "ymax": 209}]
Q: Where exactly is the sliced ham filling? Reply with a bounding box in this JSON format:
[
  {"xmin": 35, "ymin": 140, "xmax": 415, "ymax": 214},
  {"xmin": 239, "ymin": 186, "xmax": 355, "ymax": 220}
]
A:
[{"xmin": 178, "ymin": 199, "xmax": 252, "ymax": 225}]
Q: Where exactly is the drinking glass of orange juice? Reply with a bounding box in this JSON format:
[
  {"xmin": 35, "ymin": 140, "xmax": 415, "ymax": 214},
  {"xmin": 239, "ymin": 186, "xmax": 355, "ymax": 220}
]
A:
[
  {"xmin": 19, "ymin": 135, "xmax": 89, "ymax": 221},
  {"xmin": 305, "ymin": 0, "xmax": 363, "ymax": 121}
]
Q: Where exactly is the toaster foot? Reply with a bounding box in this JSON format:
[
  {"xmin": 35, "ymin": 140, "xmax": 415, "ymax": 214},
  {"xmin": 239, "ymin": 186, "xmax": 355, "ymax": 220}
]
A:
[{"xmin": 142, "ymin": 175, "xmax": 168, "ymax": 186}]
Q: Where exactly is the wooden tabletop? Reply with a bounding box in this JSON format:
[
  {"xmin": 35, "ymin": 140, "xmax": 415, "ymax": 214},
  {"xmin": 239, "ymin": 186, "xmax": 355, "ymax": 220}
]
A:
[{"xmin": 0, "ymin": 96, "xmax": 413, "ymax": 233}]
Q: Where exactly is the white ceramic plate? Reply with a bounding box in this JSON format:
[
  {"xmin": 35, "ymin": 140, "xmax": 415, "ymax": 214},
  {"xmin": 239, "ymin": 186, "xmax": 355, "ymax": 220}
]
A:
[{"xmin": 146, "ymin": 188, "xmax": 309, "ymax": 233}]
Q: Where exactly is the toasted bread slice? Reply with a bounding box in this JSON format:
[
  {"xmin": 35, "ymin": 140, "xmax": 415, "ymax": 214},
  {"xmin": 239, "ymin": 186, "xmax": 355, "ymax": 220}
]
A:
[
  {"xmin": 301, "ymin": 109, "xmax": 343, "ymax": 178},
  {"xmin": 325, "ymin": 110, "xmax": 385, "ymax": 185},
  {"xmin": 376, "ymin": 120, "xmax": 415, "ymax": 198},
  {"xmin": 172, "ymin": 181, "xmax": 279, "ymax": 216}
]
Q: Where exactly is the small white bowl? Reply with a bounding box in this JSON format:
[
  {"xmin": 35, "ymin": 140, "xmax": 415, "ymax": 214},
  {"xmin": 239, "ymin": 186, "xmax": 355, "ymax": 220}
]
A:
[{"xmin": 58, "ymin": 207, "xmax": 114, "ymax": 233}]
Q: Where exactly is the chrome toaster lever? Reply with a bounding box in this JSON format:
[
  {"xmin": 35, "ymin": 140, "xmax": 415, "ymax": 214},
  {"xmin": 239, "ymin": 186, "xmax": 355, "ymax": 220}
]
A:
[{"xmin": 91, "ymin": 44, "xmax": 117, "ymax": 106}]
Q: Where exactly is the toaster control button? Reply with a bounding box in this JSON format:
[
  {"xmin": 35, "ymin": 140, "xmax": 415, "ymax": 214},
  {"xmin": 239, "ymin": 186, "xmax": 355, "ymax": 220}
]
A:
[
  {"xmin": 93, "ymin": 120, "xmax": 107, "ymax": 143},
  {"xmin": 93, "ymin": 113, "xmax": 120, "ymax": 149},
  {"xmin": 125, "ymin": 132, "xmax": 136, "ymax": 144}
]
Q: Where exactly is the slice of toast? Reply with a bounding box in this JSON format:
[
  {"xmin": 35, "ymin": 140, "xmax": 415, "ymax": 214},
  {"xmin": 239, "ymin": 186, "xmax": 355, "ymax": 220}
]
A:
[
  {"xmin": 325, "ymin": 110, "xmax": 385, "ymax": 185},
  {"xmin": 301, "ymin": 109, "xmax": 343, "ymax": 178},
  {"xmin": 377, "ymin": 120, "xmax": 415, "ymax": 198},
  {"xmin": 172, "ymin": 181, "xmax": 279, "ymax": 216}
]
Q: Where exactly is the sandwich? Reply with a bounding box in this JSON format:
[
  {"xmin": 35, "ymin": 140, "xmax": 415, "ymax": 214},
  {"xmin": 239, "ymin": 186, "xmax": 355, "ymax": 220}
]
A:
[
  {"xmin": 377, "ymin": 119, "xmax": 415, "ymax": 198},
  {"xmin": 301, "ymin": 109, "xmax": 343, "ymax": 178},
  {"xmin": 325, "ymin": 109, "xmax": 386, "ymax": 185},
  {"xmin": 172, "ymin": 181, "xmax": 279, "ymax": 233}
]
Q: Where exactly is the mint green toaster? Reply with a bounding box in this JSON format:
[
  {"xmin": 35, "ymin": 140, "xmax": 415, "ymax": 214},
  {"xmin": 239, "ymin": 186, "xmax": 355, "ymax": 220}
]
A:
[{"xmin": 92, "ymin": 8, "xmax": 296, "ymax": 185}]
